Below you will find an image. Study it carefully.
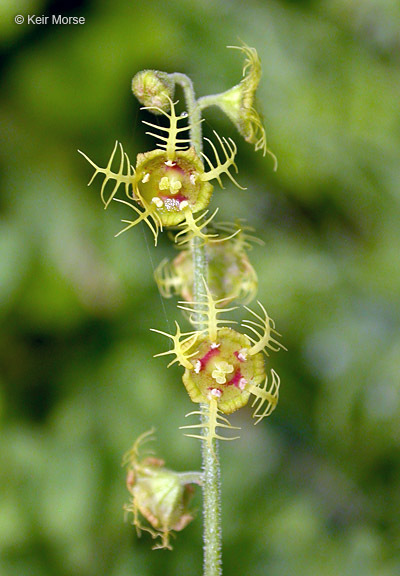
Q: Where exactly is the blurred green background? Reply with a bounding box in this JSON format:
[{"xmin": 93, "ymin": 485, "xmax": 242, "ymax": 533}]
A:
[{"xmin": 1, "ymin": 0, "xmax": 400, "ymax": 575}]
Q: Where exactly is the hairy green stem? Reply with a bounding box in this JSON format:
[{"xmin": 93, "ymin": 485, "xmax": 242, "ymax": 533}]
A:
[
  {"xmin": 173, "ymin": 73, "xmax": 222, "ymax": 576},
  {"xmin": 178, "ymin": 471, "xmax": 205, "ymax": 486},
  {"xmin": 197, "ymin": 93, "xmax": 226, "ymax": 112}
]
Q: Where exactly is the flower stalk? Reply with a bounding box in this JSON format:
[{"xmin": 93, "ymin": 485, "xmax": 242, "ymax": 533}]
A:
[{"xmin": 175, "ymin": 73, "xmax": 223, "ymax": 576}]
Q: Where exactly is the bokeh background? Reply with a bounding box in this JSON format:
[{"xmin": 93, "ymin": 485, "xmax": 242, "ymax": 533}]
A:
[{"xmin": 1, "ymin": 0, "xmax": 400, "ymax": 575}]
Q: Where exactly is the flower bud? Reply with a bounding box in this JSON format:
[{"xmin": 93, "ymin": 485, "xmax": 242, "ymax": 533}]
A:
[{"xmin": 132, "ymin": 70, "xmax": 175, "ymax": 113}]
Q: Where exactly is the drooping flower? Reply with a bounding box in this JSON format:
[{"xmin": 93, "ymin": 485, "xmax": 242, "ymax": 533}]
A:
[
  {"xmin": 199, "ymin": 43, "xmax": 277, "ymax": 168},
  {"xmin": 152, "ymin": 282, "xmax": 285, "ymax": 449},
  {"xmin": 123, "ymin": 429, "xmax": 202, "ymax": 550}
]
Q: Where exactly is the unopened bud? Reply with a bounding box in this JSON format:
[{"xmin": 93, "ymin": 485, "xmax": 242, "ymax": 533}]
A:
[{"xmin": 132, "ymin": 70, "xmax": 175, "ymax": 113}]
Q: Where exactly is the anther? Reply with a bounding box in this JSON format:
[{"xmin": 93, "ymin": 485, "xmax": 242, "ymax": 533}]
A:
[{"xmin": 142, "ymin": 173, "xmax": 150, "ymax": 183}]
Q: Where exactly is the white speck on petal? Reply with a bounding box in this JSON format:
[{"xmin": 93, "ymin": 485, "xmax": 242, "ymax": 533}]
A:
[
  {"xmin": 239, "ymin": 378, "xmax": 247, "ymax": 390},
  {"xmin": 151, "ymin": 197, "xmax": 164, "ymax": 208},
  {"xmin": 238, "ymin": 349, "xmax": 248, "ymax": 362}
]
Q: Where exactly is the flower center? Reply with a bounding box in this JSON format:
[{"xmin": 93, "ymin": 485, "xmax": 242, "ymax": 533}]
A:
[
  {"xmin": 159, "ymin": 175, "xmax": 183, "ymax": 195},
  {"xmin": 211, "ymin": 360, "xmax": 234, "ymax": 384}
]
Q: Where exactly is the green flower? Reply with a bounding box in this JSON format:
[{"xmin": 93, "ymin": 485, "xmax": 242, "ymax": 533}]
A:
[
  {"xmin": 123, "ymin": 429, "xmax": 202, "ymax": 550},
  {"xmin": 79, "ymin": 98, "xmax": 244, "ymax": 244},
  {"xmin": 199, "ymin": 43, "xmax": 277, "ymax": 168},
  {"xmin": 155, "ymin": 224, "xmax": 259, "ymax": 304},
  {"xmin": 152, "ymin": 282, "xmax": 285, "ymax": 450}
]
